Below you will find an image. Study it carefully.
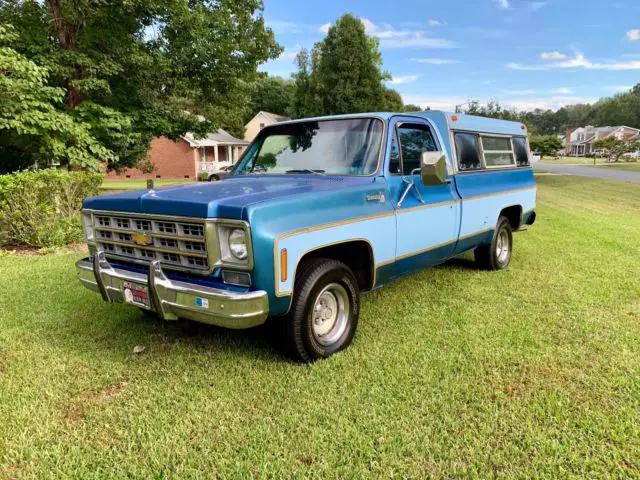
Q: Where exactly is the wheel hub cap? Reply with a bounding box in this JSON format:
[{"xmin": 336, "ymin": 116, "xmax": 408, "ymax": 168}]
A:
[
  {"xmin": 496, "ymin": 229, "xmax": 510, "ymax": 263},
  {"xmin": 311, "ymin": 283, "xmax": 350, "ymax": 346}
]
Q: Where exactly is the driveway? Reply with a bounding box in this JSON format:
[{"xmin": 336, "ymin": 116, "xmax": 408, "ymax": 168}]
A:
[{"xmin": 533, "ymin": 162, "xmax": 640, "ymax": 183}]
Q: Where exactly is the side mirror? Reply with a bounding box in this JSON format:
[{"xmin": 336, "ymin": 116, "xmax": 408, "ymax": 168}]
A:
[{"xmin": 420, "ymin": 151, "xmax": 449, "ymax": 186}]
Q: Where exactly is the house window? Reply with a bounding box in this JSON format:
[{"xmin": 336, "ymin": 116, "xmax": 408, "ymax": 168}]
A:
[
  {"xmin": 199, "ymin": 148, "xmax": 206, "ymax": 162},
  {"xmin": 512, "ymin": 137, "xmax": 530, "ymax": 166},
  {"xmin": 481, "ymin": 136, "xmax": 515, "ymax": 167},
  {"xmin": 454, "ymin": 132, "xmax": 482, "ymax": 171},
  {"xmin": 259, "ymin": 123, "xmax": 265, "ymax": 130}
]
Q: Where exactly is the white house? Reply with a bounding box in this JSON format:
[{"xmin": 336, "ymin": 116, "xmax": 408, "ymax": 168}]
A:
[
  {"xmin": 568, "ymin": 125, "xmax": 640, "ymax": 156},
  {"xmin": 244, "ymin": 111, "xmax": 290, "ymax": 141},
  {"xmin": 184, "ymin": 130, "xmax": 250, "ymax": 173}
]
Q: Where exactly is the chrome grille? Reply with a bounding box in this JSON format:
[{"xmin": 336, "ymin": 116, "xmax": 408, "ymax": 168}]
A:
[{"xmin": 92, "ymin": 213, "xmax": 209, "ymax": 272}]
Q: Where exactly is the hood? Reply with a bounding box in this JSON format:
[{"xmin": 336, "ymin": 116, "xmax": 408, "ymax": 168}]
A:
[{"xmin": 84, "ymin": 175, "xmax": 376, "ymax": 219}]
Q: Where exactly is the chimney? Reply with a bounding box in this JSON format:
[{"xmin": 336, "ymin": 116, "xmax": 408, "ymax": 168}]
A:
[{"xmin": 565, "ymin": 127, "xmax": 572, "ymax": 155}]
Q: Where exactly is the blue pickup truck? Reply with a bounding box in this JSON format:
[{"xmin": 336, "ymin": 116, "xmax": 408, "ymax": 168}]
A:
[{"xmin": 77, "ymin": 111, "xmax": 537, "ymax": 362}]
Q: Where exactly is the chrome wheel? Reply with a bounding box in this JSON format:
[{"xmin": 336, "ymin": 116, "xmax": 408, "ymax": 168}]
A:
[
  {"xmin": 496, "ymin": 228, "xmax": 511, "ymax": 264},
  {"xmin": 311, "ymin": 282, "xmax": 350, "ymax": 346}
]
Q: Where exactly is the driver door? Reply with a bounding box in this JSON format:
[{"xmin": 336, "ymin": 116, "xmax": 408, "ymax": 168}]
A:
[{"xmin": 387, "ymin": 117, "xmax": 460, "ymax": 273}]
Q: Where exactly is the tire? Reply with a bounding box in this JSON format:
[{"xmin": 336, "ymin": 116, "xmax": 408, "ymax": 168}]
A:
[
  {"xmin": 474, "ymin": 215, "xmax": 513, "ymax": 270},
  {"xmin": 208, "ymin": 175, "xmax": 220, "ymax": 182},
  {"xmin": 279, "ymin": 258, "xmax": 360, "ymax": 363}
]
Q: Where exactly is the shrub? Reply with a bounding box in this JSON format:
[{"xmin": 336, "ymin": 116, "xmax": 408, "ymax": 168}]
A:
[
  {"xmin": 0, "ymin": 169, "xmax": 103, "ymax": 247},
  {"xmin": 197, "ymin": 171, "xmax": 209, "ymax": 182}
]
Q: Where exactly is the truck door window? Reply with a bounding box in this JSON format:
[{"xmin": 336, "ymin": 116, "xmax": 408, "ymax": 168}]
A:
[
  {"xmin": 396, "ymin": 124, "xmax": 437, "ymax": 175},
  {"xmin": 454, "ymin": 132, "xmax": 482, "ymax": 171},
  {"xmin": 482, "ymin": 136, "xmax": 516, "ymax": 167},
  {"xmin": 512, "ymin": 137, "xmax": 530, "ymax": 166}
]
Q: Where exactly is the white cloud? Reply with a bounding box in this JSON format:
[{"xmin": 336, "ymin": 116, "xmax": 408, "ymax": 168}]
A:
[
  {"xmin": 319, "ymin": 23, "xmax": 331, "ymax": 34},
  {"xmin": 540, "ymin": 51, "xmax": 568, "ymax": 60},
  {"xmin": 401, "ymin": 94, "xmax": 468, "ymax": 111},
  {"xmin": 462, "ymin": 27, "xmax": 508, "ymax": 39},
  {"xmin": 495, "ymin": 0, "xmax": 510, "ymax": 9},
  {"xmin": 388, "ymin": 75, "xmax": 420, "ymax": 85},
  {"xmin": 627, "ymin": 29, "xmax": 640, "ymax": 41},
  {"xmin": 411, "ymin": 58, "xmax": 461, "ymax": 64},
  {"xmin": 428, "ymin": 19, "xmax": 447, "ymax": 27},
  {"xmin": 528, "ymin": 1, "xmax": 548, "ymax": 12},
  {"xmin": 361, "ymin": 18, "xmax": 456, "ymax": 49},
  {"xmin": 507, "ymin": 52, "xmax": 640, "ymax": 70},
  {"xmin": 504, "ymin": 89, "xmax": 537, "ymax": 95},
  {"xmin": 602, "ymin": 85, "xmax": 633, "ymax": 92},
  {"xmin": 401, "ymin": 94, "xmax": 598, "ymax": 112},
  {"xmin": 552, "ymin": 87, "xmax": 573, "ymax": 94},
  {"xmin": 504, "ymin": 96, "xmax": 598, "ymax": 110}
]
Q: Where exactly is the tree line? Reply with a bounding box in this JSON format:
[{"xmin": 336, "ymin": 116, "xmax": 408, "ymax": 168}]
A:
[{"xmin": 1, "ymin": 4, "xmax": 638, "ymax": 174}]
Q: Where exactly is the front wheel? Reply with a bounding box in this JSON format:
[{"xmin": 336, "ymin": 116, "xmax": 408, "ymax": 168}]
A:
[
  {"xmin": 474, "ymin": 215, "xmax": 513, "ymax": 270},
  {"xmin": 279, "ymin": 258, "xmax": 360, "ymax": 362}
]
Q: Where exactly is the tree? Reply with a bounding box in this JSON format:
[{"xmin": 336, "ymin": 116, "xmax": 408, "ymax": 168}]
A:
[
  {"xmin": 0, "ymin": 0, "xmax": 281, "ymax": 171},
  {"xmin": 382, "ymin": 88, "xmax": 404, "ymax": 112},
  {"xmin": 292, "ymin": 14, "xmax": 387, "ymax": 117},
  {"xmin": 0, "ymin": 24, "xmax": 114, "ymax": 172},
  {"xmin": 246, "ymin": 75, "xmax": 295, "ymax": 123},
  {"xmin": 403, "ymin": 104, "xmax": 423, "ymax": 112},
  {"xmin": 592, "ymin": 137, "xmax": 637, "ymax": 162},
  {"xmin": 529, "ymin": 135, "xmax": 563, "ymax": 159}
]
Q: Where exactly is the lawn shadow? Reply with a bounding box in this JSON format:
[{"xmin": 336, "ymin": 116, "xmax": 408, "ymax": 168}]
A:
[{"xmin": 44, "ymin": 297, "xmax": 288, "ymax": 365}]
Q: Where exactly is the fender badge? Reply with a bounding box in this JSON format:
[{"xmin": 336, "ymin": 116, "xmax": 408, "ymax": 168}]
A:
[{"xmin": 132, "ymin": 233, "xmax": 153, "ymax": 246}]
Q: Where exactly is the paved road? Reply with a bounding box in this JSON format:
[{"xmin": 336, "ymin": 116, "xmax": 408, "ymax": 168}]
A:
[{"xmin": 533, "ymin": 162, "xmax": 640, "ymax": 183}]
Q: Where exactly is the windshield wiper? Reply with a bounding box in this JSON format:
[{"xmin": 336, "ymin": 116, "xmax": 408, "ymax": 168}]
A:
[{"xmin": 285, "ymin": 169, "xmax": 326, "ymax": 176}]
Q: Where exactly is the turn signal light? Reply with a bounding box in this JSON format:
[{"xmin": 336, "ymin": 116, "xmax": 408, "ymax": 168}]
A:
[{"xmin": 281, "ymin": 249, "xmax": 288, "ymax": 282}]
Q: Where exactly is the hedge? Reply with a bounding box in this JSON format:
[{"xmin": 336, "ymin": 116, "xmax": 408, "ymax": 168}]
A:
[{"xmin": 0, "ymin": 169, "xmax": 103, "ymax": 247}]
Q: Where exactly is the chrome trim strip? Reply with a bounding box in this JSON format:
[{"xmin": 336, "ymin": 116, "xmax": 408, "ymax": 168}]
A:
[{"xmin": 272, "ymin": 185, "xmax": 536, "ymax": 297}]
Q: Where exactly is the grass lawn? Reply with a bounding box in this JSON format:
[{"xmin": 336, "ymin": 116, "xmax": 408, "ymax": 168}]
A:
[
  {"xmin": 597, "ymin": 163, "xmax": 640, "ymax": 172},
  {"xmin": 1, "ymin": 176, "xmax": 639, "ymax": 477},
  {"xmin": 540, "ymin": 156, "xmax": 606, "ymax": 165},
  {"xmin": 101, "ymin": 178, "xmax": 193, "ymax": 191}
]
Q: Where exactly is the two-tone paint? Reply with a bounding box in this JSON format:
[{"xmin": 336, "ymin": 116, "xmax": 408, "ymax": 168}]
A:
[{"xmin": 83, "ymin": 111, "xmax": 537, "ymax": 319}]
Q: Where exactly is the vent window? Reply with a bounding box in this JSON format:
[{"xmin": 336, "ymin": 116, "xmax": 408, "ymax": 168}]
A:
[{"xmin": 482, "ymin": 136, "xmax": 515, "ymax": 167}]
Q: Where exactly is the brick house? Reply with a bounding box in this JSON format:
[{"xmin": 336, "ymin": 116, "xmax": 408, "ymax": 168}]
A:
[{"xmin": 106, "ymin": 130, "xmax": 249, "ymax": 180}]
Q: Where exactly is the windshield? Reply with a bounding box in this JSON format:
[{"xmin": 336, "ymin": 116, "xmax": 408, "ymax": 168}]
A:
[{"xmin": 235, "ymin": 118, "xmax": 383, "ymax": 176}]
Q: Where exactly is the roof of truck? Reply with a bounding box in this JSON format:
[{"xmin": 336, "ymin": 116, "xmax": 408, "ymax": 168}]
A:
[{"xmin": 274, "ymin": 111, "xmax": 528, "ymax": 136}]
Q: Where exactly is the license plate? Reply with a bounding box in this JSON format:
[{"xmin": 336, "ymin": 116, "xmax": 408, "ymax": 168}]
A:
[{"xmin": 123, "ymin": 281, "xmax": 151, "ymax": 309}]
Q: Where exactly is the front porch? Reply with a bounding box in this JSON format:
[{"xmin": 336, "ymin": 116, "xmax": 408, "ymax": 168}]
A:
[{"xmin": 198, "ymin": 144, "xmax": 245, "ymax": 172}]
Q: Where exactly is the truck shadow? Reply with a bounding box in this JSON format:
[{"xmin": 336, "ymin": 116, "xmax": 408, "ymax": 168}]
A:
[{"xmin": 56, "ymin": 255, "xmax": 479, "ymax": 363}]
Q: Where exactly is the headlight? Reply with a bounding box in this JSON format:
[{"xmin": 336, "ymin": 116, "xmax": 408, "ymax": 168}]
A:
[
  {"xmin": 228, "ymin": 228, "xmax": 247, "ymax": 260},
  {"xmin": 82, "ymin": 213, "xmax": 95, "ymax": 243}
]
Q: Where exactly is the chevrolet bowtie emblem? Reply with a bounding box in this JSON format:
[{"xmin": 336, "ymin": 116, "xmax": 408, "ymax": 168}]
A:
[{"xmin": 132, "ymin": 233, "xmax": 153, "ymax": 246}]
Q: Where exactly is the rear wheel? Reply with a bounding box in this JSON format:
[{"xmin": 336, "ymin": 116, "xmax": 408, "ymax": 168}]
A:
[
  {"xmin": 474, "ymin": 215, "xmax": 513, "ymax": 270},
  {"xmin": 208, "ymin": 174, "xmax": 220, "ymax": 181},
  {"xmin": 279, "ymin": 258, "xmax": 360, "ymax": 362}
]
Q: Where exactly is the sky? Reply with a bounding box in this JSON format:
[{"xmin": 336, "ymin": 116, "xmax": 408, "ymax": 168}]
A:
[{"xmin": 260, "ymin": 0, "xmax": 640, "ymax": 111}]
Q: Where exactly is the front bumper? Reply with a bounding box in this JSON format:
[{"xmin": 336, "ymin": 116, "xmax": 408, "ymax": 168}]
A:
[{"xmin": 76, "ymin": 252, "xmax": 269, "ymax": 329}]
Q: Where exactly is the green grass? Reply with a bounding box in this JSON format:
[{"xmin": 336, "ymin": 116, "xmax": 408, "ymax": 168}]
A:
[
  {"xmin": 540, "ymin": 156, "xmax": 640, "ymax": 170},
  {"xmin": 1, "ymin": 176, "xmax": 639, "ymax": 478},
  {"xmin": 540, "ymin": 156, "xmax": 605, "ymax": 165},
  {"xmin": 101, "ymin": 178, "xmax": 192, "ymax": 191},
  {"xmin": 596, "ymin": 163, "xmax": 640, "ymax": 172}
]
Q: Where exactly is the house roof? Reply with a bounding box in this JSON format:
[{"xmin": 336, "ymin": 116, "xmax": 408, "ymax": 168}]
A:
[
  {"xmin": 183, "ymin": 129, "xmax": 249, "ymax": 147},
  {"xmin": 247, "ymin": 111, "xmax": 291, "ymax": 126}
]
